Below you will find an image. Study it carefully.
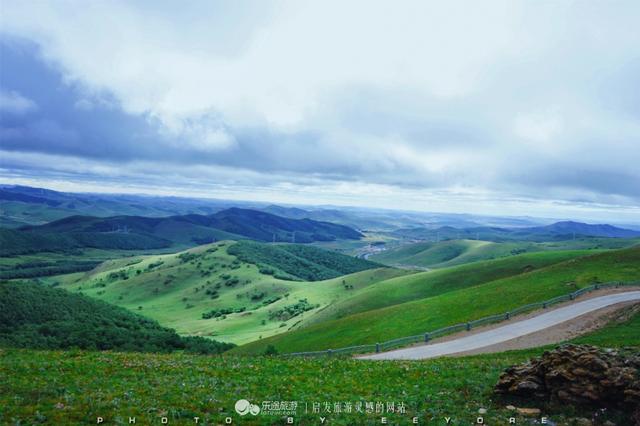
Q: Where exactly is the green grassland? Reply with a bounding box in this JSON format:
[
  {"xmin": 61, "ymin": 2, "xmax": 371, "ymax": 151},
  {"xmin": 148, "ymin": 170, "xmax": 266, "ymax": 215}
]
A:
[
  {"xmin": 53, "ymin": 243, "xmax": 587, "ymax": 347},
  {"xmin": 51, "ymin": 245, "xmax": 622, "ymax": 349},
  {"xmin": 1, "ymin": 311, "xmax": 637, "ymax": 426},
  {"xmin": 370, "ymin": 237, "xmax": 639, "ymax": 269},
  {"xmin": 57, "ymin": 242, "xmax": 407, "ymax": 345},
  {"xmin": 234, "ymin": 246, "xmax": 640, "ymax": 354},
  {"xmin": 299, "ymin": 250, "xmax": 592, "ymax": 327},
  {"xmin": 572, "ymin": 305, "xmax": 640, "ymax": 347}
]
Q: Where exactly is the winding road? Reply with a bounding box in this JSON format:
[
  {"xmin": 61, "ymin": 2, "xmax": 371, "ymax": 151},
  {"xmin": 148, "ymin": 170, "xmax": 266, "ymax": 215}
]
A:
[{"xmin": 359, "ymin": 291, "xmax": 640, "ymax": 360}]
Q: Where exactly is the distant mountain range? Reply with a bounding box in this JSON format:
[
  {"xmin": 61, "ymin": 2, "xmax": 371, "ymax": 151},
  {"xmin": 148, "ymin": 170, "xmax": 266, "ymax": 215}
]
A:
[
  {"xmin": 0, "ymin": 185, "xmax": 256, "ymax": 228},
  {"xmin": 1, "ymin": 208, "xmax": 363, "ymax": 255},
  {"xmin": 1, "ymin": 185, "xmax": 554, "ymax": 231},
  {"xmin": 526, "ymin": 221, "xmax": 640, "ymax": 238},
  {"xmin": 393, "ymin": 220, "xmax": 640, "ymax": 242},
  {"xmin": 0, "ymin": 184, "xmax": 640, "ymax": 239}
]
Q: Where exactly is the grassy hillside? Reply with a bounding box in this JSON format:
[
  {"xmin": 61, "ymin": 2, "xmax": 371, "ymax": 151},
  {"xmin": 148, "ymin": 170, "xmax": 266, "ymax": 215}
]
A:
[
  {"xmin": 227, "ymin": 240, "xmax": 380, "ymax": 281},
  {"xmin": 58, "ymin": 241, "xmax": 407, "ymax": 345},
  {"xmin": 302, "ymin": 250, "xmax": 592, "ymax": 327},
  {"xmin": 0, "ymin": 348, "xmax": 546, "ymax": 425},
  {"xmin": 0, "ymin": 281, "xmax": 233, "ymax": 354},
  {"xmin": 55, "ymin": 246, "xmax": 588, "ymax": 346},
  {"xmin": 370, "ymin": 239, "xmax": 515, "ymax": 268},
  {"xmin": 234, "ymin": 246, "xmax": 640, "ymax": 354},
  {"xmin": 572, "ymin": 305, "xmax": 640, "ymax": 347},
  {"xmin": 370, "ymin": 238, "xmax": 639, "ymax": 269},
  {"xmin": 3, "ymin": 309, "xmax": 637, "ymax": 426}
]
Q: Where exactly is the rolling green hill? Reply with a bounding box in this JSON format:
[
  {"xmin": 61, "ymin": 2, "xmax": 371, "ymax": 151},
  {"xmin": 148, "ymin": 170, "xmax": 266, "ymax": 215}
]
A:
[
  {"xmin": 370, "ymin": 238, "xmax": 639, "ymax": 269},
  {"xmin": 58, "ymin": 241, "xmax": 405, "ymax": 345},
  {"xmin": 233, "ymin": 246, "xmax": 640, "ymax": 354},
  {"xmin": 370, "ymin": 239, "xmax": 504, "ymax": 267},
  {"xmin": 54, "ymin": 244, "xmax": 598, "ymax": 347},
  {"xmin": 0, "ymin": 280, "xmax": 233, "ymax": 354},
  {"xmin": 300, "ymin": 250, "xmax": 592, "ymax": 327}
]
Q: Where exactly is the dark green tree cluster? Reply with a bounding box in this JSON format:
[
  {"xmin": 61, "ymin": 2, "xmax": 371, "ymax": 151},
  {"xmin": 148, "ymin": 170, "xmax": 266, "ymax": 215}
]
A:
[
  {"xmin": 0, "ymin": 227, "xmax": 171, "ymax": 256},
  {"xmin": 0, "ymin": 281, "xmax": 234, "ymax": 355},
  {"xmin": 268, "ymin": 299, "xmax": 318, "ymax": 321},
  {"xmin": 228, "ymin": 240, "xmax": 380, "ymax": 281},
  {"xmin": 0, "ymin": 260, "xmax": 101, "ymax": 280},
  {"xmin": 202, "ymin": 306, "xmax": 246, "ymax": 319}
]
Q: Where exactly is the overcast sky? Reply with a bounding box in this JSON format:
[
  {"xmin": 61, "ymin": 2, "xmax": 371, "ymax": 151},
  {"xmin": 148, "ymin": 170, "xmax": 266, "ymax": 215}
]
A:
[{"xmin": 1, "ymin": 1, "xmax": 639, "ymax": 223}]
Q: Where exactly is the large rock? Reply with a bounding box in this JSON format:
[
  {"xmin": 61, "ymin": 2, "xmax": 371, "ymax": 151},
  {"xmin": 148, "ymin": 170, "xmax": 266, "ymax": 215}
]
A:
[{"xmin": 494, "ymin": 345, "xmax": 640, "ymax": 420}]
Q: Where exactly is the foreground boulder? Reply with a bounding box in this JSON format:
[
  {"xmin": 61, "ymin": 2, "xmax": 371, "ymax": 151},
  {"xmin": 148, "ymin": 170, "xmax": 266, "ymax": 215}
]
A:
[{"xmin": 494, "ymin": 344, "xmax": 640, "ymax": 419}]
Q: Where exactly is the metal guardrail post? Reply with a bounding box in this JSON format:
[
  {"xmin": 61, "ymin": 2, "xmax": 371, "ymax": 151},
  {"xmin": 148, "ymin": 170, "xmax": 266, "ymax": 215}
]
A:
[
  {"xmin": 543, "ymin": 302, "xmax": 547, "ymax": 309},
  {"xmin": 327, "ymin": 349, "xmax": 332, "ymax": 356},
  {"xmin": 505, "ymin": 312, "xmax": 510, "ymax": 320},
  {"xmin": 569, "ymin": 293, "xmax": 575, "ymax": 300},
  {"xmin": 466, "ymin": 322, "xmax": 471, "ymax": 331},
  {"xmin": 424, "ymin": 333, "xmax": 430, "ymax": 343},
  {"xmin": 595, "ymin": 284, "xmax": 599, "ymax": 290},
  {"xmin": 375, "ymin": 343, "xmax": 380, "ymax": 353}
]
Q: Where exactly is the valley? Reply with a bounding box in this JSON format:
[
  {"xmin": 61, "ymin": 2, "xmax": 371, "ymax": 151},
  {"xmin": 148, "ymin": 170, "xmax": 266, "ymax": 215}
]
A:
[
  {"xmin": 52, "ymin": 241, "xmax": 403, "ymax": 344},
  {"xmin": 2, "ymin": 186, "xmax": 639, "ymax": 424}
]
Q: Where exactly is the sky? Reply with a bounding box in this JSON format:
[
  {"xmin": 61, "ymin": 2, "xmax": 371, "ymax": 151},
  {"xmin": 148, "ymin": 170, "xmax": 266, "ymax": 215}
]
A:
[{"xmin": 1, "ymin": 0, "xmax": 639, "ymax": 223}]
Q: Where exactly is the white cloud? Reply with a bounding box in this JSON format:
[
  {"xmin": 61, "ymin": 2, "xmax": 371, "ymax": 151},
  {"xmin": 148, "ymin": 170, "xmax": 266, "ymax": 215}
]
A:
[
  {"xmin": 514, "ymin": 109, "xmax": 563, "ymax": 144},
  {"xmin": 0, "ymin": 1, "xmax": 522, "ymax": 127},
  {"xmin": 0, "ymin": 89, "xmax": 37, "ymax": 114}
]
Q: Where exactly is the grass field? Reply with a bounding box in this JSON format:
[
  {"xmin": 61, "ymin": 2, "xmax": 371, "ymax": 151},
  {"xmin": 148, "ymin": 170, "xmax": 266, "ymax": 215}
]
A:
[
  {"xmin": 51, "ymin": 245, "xmax": 611, "ymax": 348},
  {"xmin": 572, "ymin": 305, "xmax": 640, "ymax": 347},
  {"xmin": 53, "ymin": 244, "xmax": 589, "ymax": 346},
  {"xmin": 234, "ymin": 247, "xmax": 640, "ymax": 354},
  {"xmin": 1, "ymin": 310, "xmax": 636, "ymax": 426},
  {"xmin": 57, "ymin": 242, "xmax": 408, "ymax": 345},
  {"xmin": 300, "ymin": 250, "xmax": 592, "ymax": 327},
  {"xmin": 8, "ymin": 237, "xmax": 637, "ymax": 354},
  {"xmin": 370, "ymin": 238, "xmax": 639, "ymax": 269}
]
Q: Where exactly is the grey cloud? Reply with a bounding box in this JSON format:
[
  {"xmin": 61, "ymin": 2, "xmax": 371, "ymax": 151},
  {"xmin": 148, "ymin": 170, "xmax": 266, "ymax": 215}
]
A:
[{"xmin": 1, "ymin": 1, "xmax": 639, "ymax": 219}]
